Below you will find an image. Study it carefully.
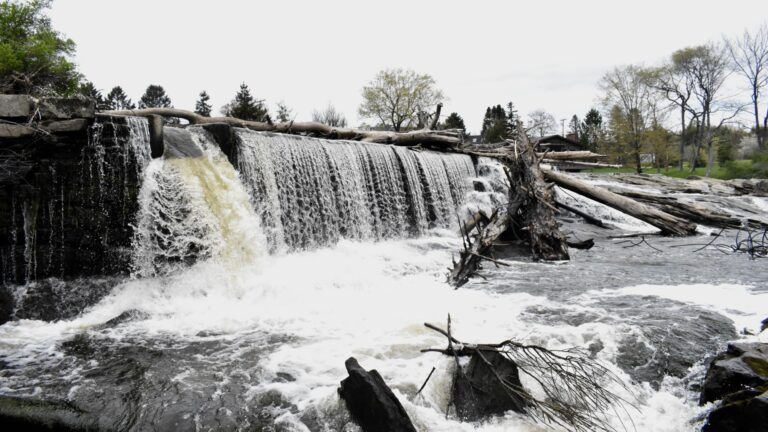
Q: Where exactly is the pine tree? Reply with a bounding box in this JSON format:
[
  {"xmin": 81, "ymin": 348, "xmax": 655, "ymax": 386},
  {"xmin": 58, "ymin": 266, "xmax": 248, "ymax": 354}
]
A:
[
  {"xmin": 78, "ymin": 81, "xmax": 106, "ymax": 108},
  {"xmin": 275, "ymin": 101, "xmax": 293, "ymax": 122},
  {"xmin": 105, "ymin": 86, "xmax": 135, "ymax": 110},
  {"xmin": 443, "ymin": 112, "xmax": 466, "ymax": 132},
  {"xmin": 581, "ymin": 108, "xmax": 604, "ymax": 152},
  {"xmin": 568, "ymin": 115, "xmax": 581, "ymax": 139},
  {"xmin": 138, "ymin": 84, "xmax": 172, "ymax": 108},
  {"xmin": 222, "ymin": 83, "xmax": 270, "ymax": 122},
  {"xmin": 194, "ymin": 90, "xmax": 212, "ymax": 117},
  {"xmin": 480, "ymin": 107, "xmax": 493, "ymax": 138},
  {"xmin": 481, "ymin": 105, "xmax": 508, "ymax": 143},
  {"xmin": 506, "ymin": 102, "xmax": 519, "ymax": 137}
]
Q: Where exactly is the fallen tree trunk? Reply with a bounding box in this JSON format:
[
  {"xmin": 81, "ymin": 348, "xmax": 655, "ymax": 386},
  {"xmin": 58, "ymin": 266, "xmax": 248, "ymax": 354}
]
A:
[
  {"xmin": 614, "ymin": 190, "xmax": 748, "ymax": 230},
  {"xmin": 543, "ymin": 169, "xmax": 697, "ymax": 236},
  {"xmin": 555, "ymin": 200, "xmax": 608, "ymax": 228},
  {"xmin": 97, "ymin": 108, "xmax": 461, "ymax": 149},
  {"xmin": 536, "ymin": 151, "xmax": 607, "ymax": 161},
  {"xmin": 449, "ymin": 211, "xmax": 509, "ymax": 288},
  {"xmin": 542, "ymin": 160, "xmax": 622, "ymax": 169}
]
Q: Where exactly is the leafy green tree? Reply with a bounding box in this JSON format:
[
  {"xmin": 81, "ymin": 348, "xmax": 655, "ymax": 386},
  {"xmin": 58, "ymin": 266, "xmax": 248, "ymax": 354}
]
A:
[
  {"xmin": 138, "ymin": 84, "xmax": 172, "ymax": 108},
  {"xmin": 105, "ymin": 86, "xmax": 135, "ymax": 110},
  {"xmin": 0, "ymin": 0, "xmax": 80, "ymax": 95},
  {"xmin": 222, "ymin": 83, "xmax": 270, "ymax": 122},
  {"xmin": 194, "ymin": 90, "xmax": 211, "ymax": 117},
  {"xmin": 442, "ymin": 112, "xmax": 466, "ymax": 132},
  {"xmin": 359, "ymin": 68, "xmax": 445, "ymax": 131}
]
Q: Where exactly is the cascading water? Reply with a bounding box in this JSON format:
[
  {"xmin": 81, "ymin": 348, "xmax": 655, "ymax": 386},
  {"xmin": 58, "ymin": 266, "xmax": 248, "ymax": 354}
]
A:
[
  {"xmin": 234, "ymin": 130, "xmax": 476, "ymax": 251},
  {"xmin": 1, "ymin": 122, "xmax": 766, "ymax": 432}
]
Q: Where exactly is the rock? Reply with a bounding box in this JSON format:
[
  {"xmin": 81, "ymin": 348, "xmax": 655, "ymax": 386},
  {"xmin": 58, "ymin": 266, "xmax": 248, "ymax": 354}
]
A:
[
  {"xmin": 566, "ymin": 238, "xmax": 594, "ymax": 250},
  {"xmin": 700, "ymin": 343, "xmax": 768, "ymax": 405},
  {"xmin": 0, "ymin": 395, "xmax": 97, "ymax": 432},
  {"xmin": 163, "ymin": 127, "xmax": 202, "ymax": 159},
  {"xmin": 0, "ymin": 123, "xmax": 35, "ymax": 138},
  {"xmin": 12, "ymin": 278, "xmax": 120, "ymax": 322},
  {"xmin": 0, "ymin": 95, "xmax": 33, "ymax": 117},
  {"xmin": 0, "ymin": 286, "xmax": 13, "ymax": 325},
  {"xmin": 36, "ymin": 96, "xmax": 95, "ymax": 120},
  {"xmin": 95, "ymin": 309, "xmax": 150, "ymax": 329},
  {"xmin": 702, "ymin": 390, "xmax": 768, "ymax": 432},
  {"xmin": 338, "ymin": 357, "xmax": 416, "ymax": 432},
  {"xmin": 39, "ymin": 119, "xmax": 88, "ymax": 133},
  {"xmin": 761, "ymin": 317, "xmax": 767, "ymax": 333},
  {"xmin": 453, "ymin": 350, "xmax": 527, "ymax": 421}
]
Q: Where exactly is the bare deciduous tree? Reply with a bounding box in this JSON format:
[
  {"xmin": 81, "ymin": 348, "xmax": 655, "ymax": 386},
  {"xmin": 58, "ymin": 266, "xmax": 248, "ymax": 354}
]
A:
[
  {"xmin": 725, "ymin": 23, "xmax": 768, "ymax": 150},
  {"xmin": 526, "ymin": 109, "xmax": 557, "ymax": 137},
  {"xmin": 312, "ymin": 102, "xmax": 347, "ymax": 127}
]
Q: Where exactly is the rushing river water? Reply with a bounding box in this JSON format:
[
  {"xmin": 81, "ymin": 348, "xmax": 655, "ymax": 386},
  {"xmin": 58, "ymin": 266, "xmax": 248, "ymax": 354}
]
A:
[{"xmin": 0, "ymin": 123, "xmax": 766, "ymax": 431}]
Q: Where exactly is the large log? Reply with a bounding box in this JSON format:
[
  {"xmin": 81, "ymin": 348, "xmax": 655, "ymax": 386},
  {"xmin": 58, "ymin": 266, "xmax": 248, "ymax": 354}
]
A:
[
  {"xmin": 97, "ymin": 108, "xmax": 461, "ymax": 149},
  {"xmin": 543, "ymin": 169, "xmax": 697, "ymax": 236}
]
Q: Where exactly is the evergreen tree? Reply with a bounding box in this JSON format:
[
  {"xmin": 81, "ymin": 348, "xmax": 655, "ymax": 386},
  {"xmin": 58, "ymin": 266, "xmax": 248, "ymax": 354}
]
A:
[
  {"xmin": 194, "ymin": 90, "xmax": 211, "ymax": 117},
  {"xmin": 77, "ymin": 80, "xmax": 105, "ymax": 108},
  {"xmin": 480, "ymin": 105, "xmax": 508, "ymax": 143},
  {"xmin": 105, "ymin": 86, "xmax": 134, "ymax": 110},
  {"xmin": 580, "ymin": 108, "xmax": 603, "ymax": 152},
  {"xmin": 506, "ymin": 102, "xmax": 519, "ymax": 136},
  {"xmin": 138, "ymin": 84, "xmax": 172, "ymax": 108},
  {"xmin": 222, "ymin": 83, "xmax": 270, "ymax": 122},
  {"xmin": 275, "ymin": 101, "xmax": 293, "ymax": 122},
  {"xmin": 443, "ymin": 112, "xmax": 466, "ymax": 132}
]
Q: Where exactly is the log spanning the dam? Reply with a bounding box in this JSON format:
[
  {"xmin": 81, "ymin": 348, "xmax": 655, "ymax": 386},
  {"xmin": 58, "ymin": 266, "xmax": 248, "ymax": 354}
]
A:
[{"xmin": 98, "ymin": 108, "xmax": 462, "ymax": 149}]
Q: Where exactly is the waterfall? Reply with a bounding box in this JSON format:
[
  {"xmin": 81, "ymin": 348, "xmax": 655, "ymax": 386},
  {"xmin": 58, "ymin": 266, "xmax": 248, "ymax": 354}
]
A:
[
  {"xmin": 1, "ymin": 117, "xmax": 153, "ymax": 284},
  {"xmin": 131, "ymin": 128, "xmax": 265, "ymax": 277},
  {"xmin": 234, "ymin": 130, "xmax": 476, "ymax": 251}
]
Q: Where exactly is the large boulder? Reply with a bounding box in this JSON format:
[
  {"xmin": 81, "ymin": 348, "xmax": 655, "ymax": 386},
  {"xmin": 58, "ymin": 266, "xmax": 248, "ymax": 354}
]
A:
[
  {"xmin": 338, "ymin": 357, "xmax": 416, "ymax": 432},
  {"xmin": 700, "ymin": 343, "xmax": 768, "ymax": 405},
  {"xmin": 700, "ymin": 343, "xmax": 768, "ymax": 432},
  {"xmin": 702, "ymin": 389, "xmax": 768, "ymax": 432},
  {"xmin": 453, "ymin": 350, "xmax": 527, "ymax": 421}
]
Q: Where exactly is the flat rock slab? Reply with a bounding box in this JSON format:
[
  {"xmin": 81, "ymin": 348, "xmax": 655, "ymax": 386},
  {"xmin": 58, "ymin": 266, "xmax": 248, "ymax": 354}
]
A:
[
  {"xmin": 702, "ymin": 390, "xmax": 768, "ymax": 432},
  {"xmin": 40, "ymin": 119, "xmax": 88, "ymax": 133},
  {"xmin": 338, "ymin": 357, "xmax": 416, "ymax": 432},
  {"xmin": 0, "ymin": 123, "xmax": 35, "ymax": 138},
  {"xmin": 0, "ymin": 95, "xmax": 33, "ymax": 117},
  {"xmin": 37, "ymin": 97, "xmax": 95, "ymax": 120}
]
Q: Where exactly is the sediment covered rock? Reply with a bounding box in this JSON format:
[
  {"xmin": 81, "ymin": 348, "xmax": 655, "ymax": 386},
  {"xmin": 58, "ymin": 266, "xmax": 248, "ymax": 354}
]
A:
[{"xmin": 453, "ymin": 350, "xmax": 527, "ymax": 421}]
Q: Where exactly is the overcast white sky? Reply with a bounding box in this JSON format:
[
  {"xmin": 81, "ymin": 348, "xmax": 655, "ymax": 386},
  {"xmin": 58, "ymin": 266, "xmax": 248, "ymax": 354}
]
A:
[{"xmin": 49, "ymin": 0, "xmax": 766, "ymax": 134}]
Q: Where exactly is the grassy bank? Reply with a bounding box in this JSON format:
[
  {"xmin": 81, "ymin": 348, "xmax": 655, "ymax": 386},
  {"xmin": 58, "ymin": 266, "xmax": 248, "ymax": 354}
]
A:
[{"xmin": 588, "ymin": 160, "xmax": 758, "ymax": 180}]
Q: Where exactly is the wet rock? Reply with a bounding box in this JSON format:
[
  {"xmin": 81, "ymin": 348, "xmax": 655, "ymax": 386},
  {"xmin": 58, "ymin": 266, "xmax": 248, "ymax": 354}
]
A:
[
  {"xmin": 36, "ymin": 96, "xmax": 95, "ymax": 120},
  {"xmin": 163, "ymin": 127, "xmax": 202, "ymax": 159},
  {"xmin": 0, "ymin": 94, "xmax": 33, "ymax": 117},
  {"xmin": 338, "ymin": 357, "xmax": 416, "ymax": 432},
  {"xmin": 760, "ymin": 317, "xmax": 767, "ymax": 333},
  {"xmin": 0, "ymin": 396, "xmax": 97, "ymax": 432},
  {"xmin": 453, "ymin": 350, "xmax": 527, "ymax": 421},
  {"xmin": 566, "ymin": 238, "xmax": 594, "ymax": 250},
  {"xmin": 0, "ymin": 285, "xmax": 13, "ymax": 325},
  {"xmin": 472, "ymin": 180, "xmax": 487, "ymax": 192},
  {"xmin": 96, "ymin": 309, "xmax": 150, "ymax": 329},
  {"xmin": 700, "ymin": 343, "xmax": 768, "ymax": 405},
  {"xmin": 702, "ymin": 389, "xmax": 768, "ymax": 432},
  {"xmin": 12, "ymin": 277, "xmax": 119, "ymax": 322}
]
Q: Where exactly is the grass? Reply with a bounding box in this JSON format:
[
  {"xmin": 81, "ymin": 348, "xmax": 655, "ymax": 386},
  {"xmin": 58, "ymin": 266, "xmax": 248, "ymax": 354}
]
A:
[{"xmin": 587, "ymin": 160, "xmax": 755, "ymax": 180}]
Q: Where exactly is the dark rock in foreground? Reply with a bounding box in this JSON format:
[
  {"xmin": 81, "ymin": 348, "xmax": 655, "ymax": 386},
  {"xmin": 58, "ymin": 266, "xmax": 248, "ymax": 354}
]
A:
[
  {"xmin": 700, "ymin": 343, "xmax": 768, "ymax": 432},
  {"xmin": 338, "ymin": 357, "xmax": 416, "ymax": 432},
  {"xmin": 453, "ymin": 350, "xmax": 527, "ymax": 421}
]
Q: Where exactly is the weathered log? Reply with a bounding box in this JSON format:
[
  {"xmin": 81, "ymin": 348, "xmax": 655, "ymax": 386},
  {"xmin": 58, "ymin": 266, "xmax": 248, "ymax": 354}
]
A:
[
  {"xmin": 555, "ymin": 200, "xmax": 608, "ymax": 228},
  {"xmin": 542, "ymin": 160, "xmax": 622, "ymax": 169},
  {"xmin": 97, "ymin": 108, "xmax": 461, "ymax": 149},
  {"xmin": 566, "ymin": 238, "xmax": 595, "ymax": 250},
  {"xmin": 449, "ymin": 211, "xmax": 509, "ymax": 288},
  {"xmin": 610, "ymin": 190, "xmax": 754, "ymax": 230},
  {"xmin": 543, "ymin": 169, "xmax": 697, "ymax": 236},
  {"xmin": 536, "ymin": 151, "xmax": 607, "ymax": 161},
  {"xmin": 338, "ymin": 357, "xmax": 416, "ymax": 432}
]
